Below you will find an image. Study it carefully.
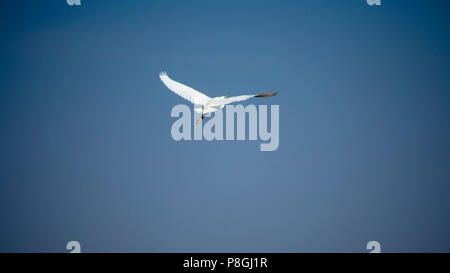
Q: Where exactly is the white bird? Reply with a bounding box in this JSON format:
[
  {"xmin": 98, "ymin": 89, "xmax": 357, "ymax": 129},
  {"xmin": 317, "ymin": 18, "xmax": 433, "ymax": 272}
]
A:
[{"xmin": 159, "ymin": 72, "xmax": 277, "ymax": 124}]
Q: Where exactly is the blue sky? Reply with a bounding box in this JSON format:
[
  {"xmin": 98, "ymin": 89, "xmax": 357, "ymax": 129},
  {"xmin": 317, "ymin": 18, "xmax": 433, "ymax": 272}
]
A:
[{"xmin": 1, "ymin": 0, "xmax": 449, "ymax": 252}]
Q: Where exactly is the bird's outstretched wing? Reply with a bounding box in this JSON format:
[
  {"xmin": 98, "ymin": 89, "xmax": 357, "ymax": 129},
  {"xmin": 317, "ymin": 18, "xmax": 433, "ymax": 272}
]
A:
[
  {"xmin": 209, "ymin": 92, "xmax": 277, "ymax": 107},
  {"xmin": 159, "ymin": 72, "xmax": 210, "ymax": 105}
]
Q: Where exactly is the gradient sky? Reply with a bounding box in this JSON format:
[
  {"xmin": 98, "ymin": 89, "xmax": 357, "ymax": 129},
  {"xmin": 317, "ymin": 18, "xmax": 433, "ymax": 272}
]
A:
[{"xmin": 1, "ymin": 0, "xmax": 449, "ymax": 252}]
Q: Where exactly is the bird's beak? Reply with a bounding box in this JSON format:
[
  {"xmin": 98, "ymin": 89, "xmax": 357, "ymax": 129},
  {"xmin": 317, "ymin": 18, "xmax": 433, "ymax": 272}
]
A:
[{"xmin": 196, "ymin": 117, "xmax": 203, "ymax": 124}]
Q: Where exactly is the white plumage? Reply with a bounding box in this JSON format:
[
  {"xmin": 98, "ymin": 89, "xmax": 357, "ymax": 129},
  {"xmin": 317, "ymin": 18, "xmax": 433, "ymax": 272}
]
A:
[{"xmin": 159, "ymin": 72, "xmax": 277, "ymax": 123}]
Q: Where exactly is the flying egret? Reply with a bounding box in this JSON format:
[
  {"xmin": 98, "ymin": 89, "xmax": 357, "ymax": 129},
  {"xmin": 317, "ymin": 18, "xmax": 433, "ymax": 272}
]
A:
[{"xmin": 159, "ymin": 72, "xmax": 278, "ymax": 124}]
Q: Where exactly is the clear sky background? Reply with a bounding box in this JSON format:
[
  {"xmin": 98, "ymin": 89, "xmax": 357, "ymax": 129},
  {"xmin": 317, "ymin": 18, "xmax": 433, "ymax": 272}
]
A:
[{"xmin": 1, "ymin": 0, "xmax": 449, "ymax": 252}]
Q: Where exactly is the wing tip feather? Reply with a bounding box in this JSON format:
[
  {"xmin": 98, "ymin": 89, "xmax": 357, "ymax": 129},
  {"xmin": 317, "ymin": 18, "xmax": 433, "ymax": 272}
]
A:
[
  {"xmin": 159, "ymin": 71, "xmax": 168, "ymax": 79},
  {"xmin": 255, "ymin": 92, "xmax": 278, "ymax": 98}
]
